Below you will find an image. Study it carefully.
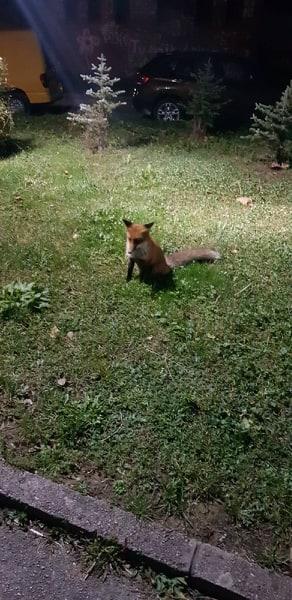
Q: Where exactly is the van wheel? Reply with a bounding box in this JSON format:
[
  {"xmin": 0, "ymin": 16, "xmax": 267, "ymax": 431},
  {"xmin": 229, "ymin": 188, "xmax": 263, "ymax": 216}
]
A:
[
  {"xmin": 8, "ymin": 91, "xmax": 30, "ymax": 114},
  {"xmin": 154, "ymin": 99, "xmax": 184, "ymax": 122}
]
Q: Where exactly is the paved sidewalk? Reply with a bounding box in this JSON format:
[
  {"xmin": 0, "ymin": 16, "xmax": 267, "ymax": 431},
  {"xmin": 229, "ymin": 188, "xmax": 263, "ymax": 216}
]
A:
[{"xmin": 0, "ymin": 524, "xmax": 156, "ymax": 600}]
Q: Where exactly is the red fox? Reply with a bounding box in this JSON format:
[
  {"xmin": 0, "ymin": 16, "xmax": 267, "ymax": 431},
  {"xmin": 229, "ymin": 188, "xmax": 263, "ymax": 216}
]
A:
[{"xmin": 123, "ymin": 219, "xmax": 220, "ymax": 282}]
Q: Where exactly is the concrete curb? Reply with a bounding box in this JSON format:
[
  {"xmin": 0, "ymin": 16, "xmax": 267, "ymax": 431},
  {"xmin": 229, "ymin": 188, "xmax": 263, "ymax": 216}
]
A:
[{"xmin": 0, "ymin": 459, "xmax": 290, "ymax": 600}]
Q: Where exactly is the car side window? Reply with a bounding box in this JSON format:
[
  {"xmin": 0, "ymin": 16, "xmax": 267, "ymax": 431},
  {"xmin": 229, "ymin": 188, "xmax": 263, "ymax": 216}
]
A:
[
  {"xmin": 168, "ymin": 59, "xmax": 179, "ymax": 77},
  {"xmin": 176, "ymin": 57, "xmax": 209, "ymax": 80},
  {"xmin": 176, "ymin": 59, "xmax": 194, "ymax": 79},
  {"xmin": 191, "ymin": 56, "xmax": 218, "ymax": 79},
  {"xmin": 157, "ymin": 57, "xmax": 178, "ymax": 78},
  {"xmin": 144, "ymin": 56, "xmax": 178, "ymax": 78}
]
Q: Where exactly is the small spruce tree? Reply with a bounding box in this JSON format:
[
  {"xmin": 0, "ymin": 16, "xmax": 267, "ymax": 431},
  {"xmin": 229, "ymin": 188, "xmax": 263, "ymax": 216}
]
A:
[
  {"xmin": 67, "ymin": 54, "xmax": 125, "ymax": 151},
  {"xmin": 0, "ymin": 56, "xmax": 13, "ymax": 142},
  {"xmin": 188, "ymin": 60, "xmax": 227, "ymax": 139},
  {"xmin": 249, "ymin": 80, "xmax": 292, "ymax": 165}
]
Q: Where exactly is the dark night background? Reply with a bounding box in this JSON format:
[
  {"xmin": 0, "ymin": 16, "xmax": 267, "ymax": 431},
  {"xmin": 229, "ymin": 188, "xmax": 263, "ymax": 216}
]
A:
[{"xmin": 0, "ymin": 1, "xmax": 291, "ymax": 95}]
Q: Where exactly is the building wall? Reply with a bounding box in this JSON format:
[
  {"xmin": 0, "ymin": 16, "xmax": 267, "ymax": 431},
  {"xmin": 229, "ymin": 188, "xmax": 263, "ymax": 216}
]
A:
[
  {"xmin": 0, "ymin": 0, "xmax": 290, "ymax": 86},
  {"xmin": 59, "ymin": 0, "xmax": 258, "ymax": 79}
]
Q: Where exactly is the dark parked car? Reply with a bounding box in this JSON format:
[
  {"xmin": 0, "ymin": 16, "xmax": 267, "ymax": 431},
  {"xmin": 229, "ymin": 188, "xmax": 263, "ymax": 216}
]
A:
[{"xmin": 133, "ymin": 51, "xmax": 262, "ymax": 126}]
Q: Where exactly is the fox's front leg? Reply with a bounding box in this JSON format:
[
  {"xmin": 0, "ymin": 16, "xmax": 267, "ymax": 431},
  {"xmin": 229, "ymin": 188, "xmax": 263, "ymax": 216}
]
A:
[{"xmin": 126, "ymin": 259, "xmax": 135, "ymax": 282}]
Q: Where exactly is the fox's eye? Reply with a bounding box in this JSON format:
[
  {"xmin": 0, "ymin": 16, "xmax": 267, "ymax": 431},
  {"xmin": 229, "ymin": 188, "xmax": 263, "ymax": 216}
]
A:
[
  {"xmin": 128, "ymin": 238, "xmax": 132, "ymax": 242},
  {"xmin": 136, "ymin": 238, "xmax": 143, "ymax": 244}
]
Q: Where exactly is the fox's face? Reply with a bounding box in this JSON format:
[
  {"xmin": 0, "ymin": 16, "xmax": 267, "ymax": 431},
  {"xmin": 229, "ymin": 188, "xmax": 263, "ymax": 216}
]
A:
[{"xmin": 123, "ymin": 219, "xmax": 154, "ymax": 260}]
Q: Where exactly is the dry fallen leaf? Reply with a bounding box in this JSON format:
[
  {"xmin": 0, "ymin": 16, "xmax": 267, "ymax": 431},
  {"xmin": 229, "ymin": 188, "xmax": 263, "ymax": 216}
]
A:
[
  {"xmin": 22, "ymin": 398, "xmax": 33, "ymax": 407},
  {"xmin": 49, "ymin": 325, "xmax": 60, "ymax": 339},
  {"xmin": 236, "ymin": 196, "xmax": 253, "ymax": 207},
  {"xmin": 66, "ymin": 331, "xmax": 74, "ymax": 341},
  {"xmin": 57, "ymin": 377, "xmax": 67, "ymax": 387}
]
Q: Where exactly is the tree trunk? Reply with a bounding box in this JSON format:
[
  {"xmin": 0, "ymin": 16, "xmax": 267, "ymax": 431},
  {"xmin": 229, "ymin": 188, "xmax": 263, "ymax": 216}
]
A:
[{"xmin": 191, "ymin": 118, "xmax": 207, "ymax": 141}]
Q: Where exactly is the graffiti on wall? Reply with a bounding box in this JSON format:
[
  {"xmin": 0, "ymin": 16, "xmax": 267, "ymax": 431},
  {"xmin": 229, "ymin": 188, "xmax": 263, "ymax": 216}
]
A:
[
  {"xmin": 77, "ymin": 28, "xmax": 100, "ymax": 61},
  {"xmin": 73, "ymin": 0, "xmax": 256, "ymax": 76},
  {"xmin": 76, "ymin": 19, "xmax": 192, "ymax": 75}
]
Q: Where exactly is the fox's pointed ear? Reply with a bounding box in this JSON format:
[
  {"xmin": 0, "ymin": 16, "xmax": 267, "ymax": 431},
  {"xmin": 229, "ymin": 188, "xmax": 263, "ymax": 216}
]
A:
[
  {"xmin": 144, "ymin": 222, "xmax": 154, "ymax": 230},
  {"xmin": 123, "ymin": 219, "xmax": 132, "ymax": 228}
]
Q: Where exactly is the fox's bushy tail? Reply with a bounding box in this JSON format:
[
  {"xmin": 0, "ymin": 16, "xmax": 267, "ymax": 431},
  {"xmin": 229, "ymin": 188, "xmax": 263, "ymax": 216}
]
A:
[{"xmin": 166, "ymin": 248, "xmax": 221, "ymax": 268}]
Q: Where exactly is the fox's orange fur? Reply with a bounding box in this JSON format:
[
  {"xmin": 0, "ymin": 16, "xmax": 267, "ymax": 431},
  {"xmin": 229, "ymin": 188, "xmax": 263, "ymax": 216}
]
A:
[{"xmin": 123, "ymin": 219, "xmax": 220, "ymax": 282}]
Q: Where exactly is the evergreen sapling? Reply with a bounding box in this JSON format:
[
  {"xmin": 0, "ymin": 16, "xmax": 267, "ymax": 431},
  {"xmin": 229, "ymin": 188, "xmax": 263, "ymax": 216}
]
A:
[
  {"xmin": 188, "ymin": 60, "xmax": 227, "ymax": 139},
  {"xmin": 249, "ymin": 80, "xmax": 292, "ymax": 166},
  {"xmin": 68, "ymin": 54, "xmax": 125, "ymax": 150}
]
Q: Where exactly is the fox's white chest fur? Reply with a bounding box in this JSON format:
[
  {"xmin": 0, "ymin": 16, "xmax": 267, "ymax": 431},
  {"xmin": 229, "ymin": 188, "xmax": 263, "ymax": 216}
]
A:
[{"xmin": 126, "ymin": 240, "xmax": 149, "ymax": 260}]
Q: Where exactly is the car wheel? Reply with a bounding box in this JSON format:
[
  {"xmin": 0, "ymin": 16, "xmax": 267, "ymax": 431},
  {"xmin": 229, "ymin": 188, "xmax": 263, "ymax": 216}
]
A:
[
  {"xmin": 154, "ymin": 99, "xmax": 183, "ymax": 122},
  {"xmin": 8, "ymin": 91, "xmax": 29, "ymax": 114}
]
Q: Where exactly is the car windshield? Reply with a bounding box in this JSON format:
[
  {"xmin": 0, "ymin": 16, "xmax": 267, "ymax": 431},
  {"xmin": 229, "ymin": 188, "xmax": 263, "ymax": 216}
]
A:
[
  {"xmin": 142, "ymin": 53, "xmax": 221, "ymax": 80},
  {"xmin": 141, "ymin": 53, "xmax": 255, "ymax": 83}
]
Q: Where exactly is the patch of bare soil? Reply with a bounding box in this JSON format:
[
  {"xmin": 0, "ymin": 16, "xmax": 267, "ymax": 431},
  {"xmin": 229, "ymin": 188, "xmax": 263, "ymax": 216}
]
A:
[
  {"xmin": 162, "ymin": 503, "xmax": 290, "ymax": 575},
  {"xmin": 62, "ymin": 465, "xmax": 291, "ymax": 576},
  {"xmin": 1, "ymin": 408, "xmax": 289, "ymax": 577},
  {"xmin": 63, "ymin": 465, "xmax": 115, "ymax": 503}
]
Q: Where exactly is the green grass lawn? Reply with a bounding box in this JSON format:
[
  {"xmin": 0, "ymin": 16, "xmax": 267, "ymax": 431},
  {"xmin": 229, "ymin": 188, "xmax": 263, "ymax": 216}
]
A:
[{"xmin": 0, "ymin": 116, "xmax": 291, "ymax": 569}]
